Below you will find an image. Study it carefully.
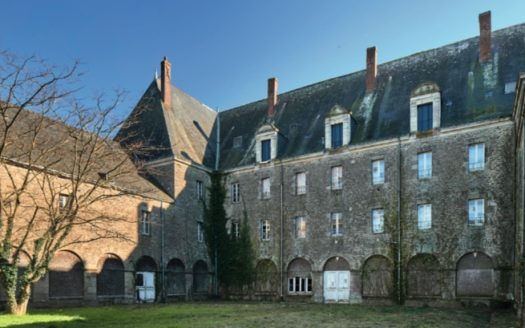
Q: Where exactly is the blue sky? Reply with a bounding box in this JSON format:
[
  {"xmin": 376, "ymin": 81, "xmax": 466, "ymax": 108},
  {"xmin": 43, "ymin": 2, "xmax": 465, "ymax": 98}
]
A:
[{"xmin": 2, "ymin": 0, "xmax": 525, "ymax": 118}]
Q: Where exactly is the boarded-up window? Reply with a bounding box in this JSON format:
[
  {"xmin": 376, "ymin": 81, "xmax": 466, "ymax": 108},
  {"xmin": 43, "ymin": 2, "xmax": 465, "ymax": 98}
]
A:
[
  {"xmin": 136, "ymin": 256, "xmax": 157, "ymax": 272},
  {"xmin": 362, "ymin": 255, "xmax": 393, "ymax": 298},
  {"xmin": 166, "ymin": 258, "xmax": 186, "ymax": 296},
  {"xmin": 193, "ymin": 260, "xmax": 209, "ymax": 293},
  {"xmin": 49, "ymin": 251, "xmax": 84, "ymax": 299},
  {"xmin": 407, "ymin": 254, "xmax": 441, "ymax": 297},
  {"xmin": 254, "ymin": 260, "xmax": 279, "ymax": 294},
  {"xmin": 456, "ymin": 252, "xmax": 494, "ymax": 297},
  {"xmin": 97, "ymin": 254, "xmax": 125, "ymax": 297}
]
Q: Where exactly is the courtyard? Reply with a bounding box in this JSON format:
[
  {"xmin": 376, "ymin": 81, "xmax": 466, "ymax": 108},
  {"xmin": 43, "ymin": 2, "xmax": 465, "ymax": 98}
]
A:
[{"xmin": 0, "ymin": 302, "xmax": 516, "ymax": 328}]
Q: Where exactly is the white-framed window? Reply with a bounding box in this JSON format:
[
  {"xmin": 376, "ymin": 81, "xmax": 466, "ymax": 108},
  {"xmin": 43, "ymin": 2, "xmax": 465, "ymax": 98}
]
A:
[
  {"xmin": 331, "ymin": 123, "xmax": 343, "ymax": 148},
  {"xmin": 288, "ymin": 276, "xmax": 312, "ymax": 293},
  {"xmin": 418, "ymin": 152, "xmax": 432, "ymax": 178},
  {"xmin": 260, "ymin": 220, "xmax": 270, "ymax": 241},
  {"xmin": 468, "ymin": 199, "xmax": 485, "ymax": 226},
  {"xmin": 468, "ymin": 143, "xmax": 485, "ymax": 171},
  {"xmin": 372, "ymin": 159, "xmax": 384, "ymax": 185},
  {"xmin": 196, "ymin": 180, "xmax": 204, "ymax": 200},
  {"xmin": 140, "ymin": 210, "xmax": 151, "ymax": 235},
  {"xmin": 331, "ymin": 166, "xmax": 343, "ymax": 190},
  {"xmin": 417, "ymin": 204, "xmax": 432, "ymax": 230},
  {"xmin": 330, "ymin": 212, "xmax": 343, "ymax": 236},
  {"xmin": 255, "ymin": 126, "xmax": 278, "ymax": 163},
  {"xmin": 324, "ymin": 106, "xmax": 351, "ymax": 150},
  {"xmin": 197, "ymin": 222, "xmax": 204, "ymax": 242},
  {"xmin": 409, "ymin": 84, "xmax": 441, "ymax": 133},
  {"xmin": 372, "ymin": 209, "xmax": 384, "ymax": 233},
  {"xmin": 294, "ymin": 216, "xmax": 306, "ymax": 238},
  {"xmin": 231, "ymin": 183, "xmax": 240, "ymax": 203},
  {"xmin": 261, "ymin": 177, "xmax": 271, "ymax": 199},
  {"xmin": 58, "ymin": 193, "xmax": 70, "ymax": 211},
  {"xmin": 232, "ymin": 222, "xmax": 240, "ymax": 239},
  {"xmin": 261, "ymin": 139, "xmax": 272, "ymax": 162},
  {"xmin": 295, "ymin": 172, "xmax": 306, "ymax": 195}
]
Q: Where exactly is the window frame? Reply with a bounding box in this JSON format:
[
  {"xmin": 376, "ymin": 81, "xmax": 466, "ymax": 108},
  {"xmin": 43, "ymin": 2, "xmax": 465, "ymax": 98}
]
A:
[
  {"xmin": 294, "ymin": 216, "xmax": 306, "ymax": 239},
  {"xmin": 58, "ymin": 193, "xmax": 70, "ymax": 211},
  {"xmin": 330, "ymin": 122, "xmax": 343, "ymax": 148},
  {"xmin": 372, "ymin": 159, "xmax": 385, "ymax": 185},
  {"xmin": 261, "ymin": 177, "xmax": 271, "ymax": 199},
  {"xmin": 231, "ymin": 183, "xmax": 240, "ymax": 203},
  {"xmin": 330, "ymin": 212, "xmax": 343, "ymax": 237},
  {"xmin": 196, "ymin": 180, "xmax": 204, "ymax": 200},
  {"xmin": 232, "ymin": 221, "xmax": 240, "ymax": 239},
  {"xmin": 295, "ymin": 172, "xmax": 307, "ymax": 195},
  {"xmin": 140, "ymin": 210, "xmax": 151, "ymax": 236},
  {"xmin": 331, "ymin": 166, "xmax": 343, "ymax": 190},
  {"xmin": 260, "ymin": 220, "xmax": 271, "ymax": 241},
  {"xmin": 468, "ymin": 143, "xmax": 485, "ymax": 172},
  {"xmin": 417, "ymin": 204, "xmax": 432, "ymax": 230},
  {"xmin": 372, "ymin": 208, "xmax": 385, "ymax": 234},
  {"xmin": 261, "ymin": 139, "xmax": 272, "ymax": 162},
  {"xmin": 197, "ymin": 221, "xmax": 204, "ymax": 242},
  {"xmin": 417, "ymin": 102, "xmax": 433, "ymax": 132},
  {"xmin": 417, "ymin": 151, "xmax": 432, "ymax": 179},
  {"xmin": 468, "ymin": 199, "xmax": 485, "ymax": 226},
  {"xmin": 288, "ymin": 276, "xmax": 313, "ymax": 294}
]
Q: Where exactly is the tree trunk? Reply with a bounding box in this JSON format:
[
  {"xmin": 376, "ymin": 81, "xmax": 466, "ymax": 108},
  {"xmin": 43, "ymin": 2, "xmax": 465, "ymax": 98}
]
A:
[{"xmin": 5, "ymin": 284, "xmax": 31, "ymax": 315}]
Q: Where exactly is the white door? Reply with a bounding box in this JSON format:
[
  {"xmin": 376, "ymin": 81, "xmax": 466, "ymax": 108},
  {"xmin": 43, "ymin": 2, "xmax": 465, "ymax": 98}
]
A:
[
  {"xmin": 136, "ymin": 271, "xmax": 155, "ymax": 302},
  {"xmin": 324, "ymin": 271, "xmax": 350, "ymax": 303}
]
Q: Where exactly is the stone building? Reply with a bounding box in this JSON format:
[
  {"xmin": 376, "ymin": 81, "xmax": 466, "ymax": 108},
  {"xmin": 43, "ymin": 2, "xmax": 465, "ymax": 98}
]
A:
[{"xmin": 2, "ymin": 10, "xmax": 525, "ymax": 309}]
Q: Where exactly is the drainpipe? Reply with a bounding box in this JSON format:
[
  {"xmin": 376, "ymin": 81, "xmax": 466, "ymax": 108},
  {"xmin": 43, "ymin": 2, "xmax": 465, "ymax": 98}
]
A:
[
  {"xmin": 397, "ymin": 137, "xmax": 402, "ymax": 304},
  {"xmin": 214, "ymin": 108, "xmax": 220, "ymax": 296},
  {"xmin": 280, "ymin": 160, "xmax": 284, "ymax": 299},
  {"xmin": 160, "ymin": 200, "xmax": 165, "ymax": 302}
]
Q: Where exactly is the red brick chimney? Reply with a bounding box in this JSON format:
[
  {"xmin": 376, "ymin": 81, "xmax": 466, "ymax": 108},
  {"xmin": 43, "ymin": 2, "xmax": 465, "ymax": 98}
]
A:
[
  {"xmin": 479, "ymin": 11, "xmax": 492, "ymax": 63},
  {"xmin": 267, "ymin": 77, "xmax": 278, "ymax": 117},
  {"xmin": 366, "ymin": 46, "xmax": 377, "ymax": 92},
  {"xmin": 161, "ymin": 56, "xmax": 172, "ymax": 107}
]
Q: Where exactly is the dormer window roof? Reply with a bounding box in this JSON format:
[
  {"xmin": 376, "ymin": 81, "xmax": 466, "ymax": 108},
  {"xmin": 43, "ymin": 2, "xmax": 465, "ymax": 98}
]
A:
[{"xmin": 410, "ymin": 82, "xmax": 441, "ymax": 135}]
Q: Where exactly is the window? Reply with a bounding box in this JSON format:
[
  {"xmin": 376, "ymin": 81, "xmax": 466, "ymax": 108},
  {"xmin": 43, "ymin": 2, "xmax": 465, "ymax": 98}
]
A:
[
  {"xmin": 468, "ymin": 143, "xmax": 485, "ymax": 171},
  {"xmin": 295, "ymin": 172, "xmax": 306, "ymax": 195},
  {"xmin": 331, "ymin": 166, "xmax": 343, "ymax": 190},
  {"xmin": 261, "ymin": 139, "xmax": 271, "ymax": 162},
  {"xmin": 288, "ymin": 276, "xmax": 312, "ymax": 293},
  {"xmin": 372, "ymin": 209, "xmax": 384, "ymax": 233},
  {"xmin": 98, "ymin": 172, "xmax": 108, "ymax": 181},
  {"xmin": 260, "ymin": 220, "xmax": 270, "ymax": 240},
  {"xmin": 372, "ymin": 160, "xmax": 384, "ymax": 184},
  {"xmin": 232, "ymin": 222, "xmax": 240, "ymax": 239},
  {"xmin": 330, "ymin": 213, "xmax": 343, "ymax": 236},
  {"xmin": 294, "ymin": 217, "xmax": 306, "ymax": 238},
  {"xmin": 140, "ymin": 210, "xmax": 151, "ymax": 235},
  {"xmin": 331, "ymin": 123, "xmax": 343, "ymax": 148},
  {"xmin": 261, "ymin": 177, "xmax": 271, "ymax": 199},
  {"xmin": 468, "ymin": 199, "xmax": 485, "ymax": 226},
  {"xmin": 418, "ymin": 152, "xmax": 432, "ymax": 178},
  {"xmin": 233, "ymin": 136, "xmax": 243, "ymax": 148},
  {"xmin": 58, "ymin": 194, "xmax": 69, "ymax": 211},
  {"xmin": 417, "ymin": 103, "xmax": 433, "ymax": 132},
  {"xmin": 196, "ymin": 180, "xmax": 203, "ymax": 200},
  {"xmin": 197, "ymin": 222, "xmax": 204, "ymax": 242},
  {"xmin": 417, "ymin": 204, "xmax": 431, "ymax": 230},
  {"xmin": 231, "ymin": 183, "xmax": 240, "ymax": 203}
]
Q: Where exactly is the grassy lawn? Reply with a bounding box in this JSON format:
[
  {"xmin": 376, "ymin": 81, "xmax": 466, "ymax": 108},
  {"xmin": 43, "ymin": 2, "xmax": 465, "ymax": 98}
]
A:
[{"xmin": 0, "ymin": 302, "xmax": 516, "ymax": 328}]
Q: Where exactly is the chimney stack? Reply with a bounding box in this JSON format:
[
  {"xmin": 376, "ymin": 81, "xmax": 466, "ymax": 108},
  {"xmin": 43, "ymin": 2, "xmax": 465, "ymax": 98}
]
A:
[
  {"xmin": 161, "ymin": 56, "xmax": 172, "ymax": 107},
  {"xmin": 366, "ymin": 46, "xmax": 377, "ymax": 92},
  {"xmin": 479, "ymin": 11, "xmax": 492, "ymax": 63},
  {"xmin": 267, "ymin": 77, "xmax": 278, "ymax": 117}
]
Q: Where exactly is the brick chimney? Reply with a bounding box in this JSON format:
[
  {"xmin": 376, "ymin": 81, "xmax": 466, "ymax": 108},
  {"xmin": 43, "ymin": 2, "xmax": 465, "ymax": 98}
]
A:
[
  {"xmin": 161, "ymin": 56, "xmax": 172, "ymax": 107},
  {"xmin": 479, "ymin": 11, "xmax": 492, "ymax": 63},
  {"xmin": 366, "ymin": 46, "xmax": 377, "ymax": 92},
  {"xmin": 267, "ymin": 77, "xmax": 278, "ymax": 117}
]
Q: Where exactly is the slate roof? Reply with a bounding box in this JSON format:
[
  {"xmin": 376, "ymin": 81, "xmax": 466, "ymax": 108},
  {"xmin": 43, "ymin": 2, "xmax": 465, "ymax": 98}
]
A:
[
  {"xmin": 218, "ymin": 23, "xmax": 525, "ymax": 170},
  {"xmin": 116, "ymin": 80, "xmax": 217, "ymax": 166},
  {"xmin": 0, "ymin": 106, "xmax": 172, "ymax": 202}
]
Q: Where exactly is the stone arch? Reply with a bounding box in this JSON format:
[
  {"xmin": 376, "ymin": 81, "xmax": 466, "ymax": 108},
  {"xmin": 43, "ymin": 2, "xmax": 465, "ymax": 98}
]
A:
[
  {"xmin": 456, "ymin": 251, "xmax": 494, "ymax": 297},
  {"xmin": 323, "ymin": 256, "xmax": 350, "ymax": 271},
  {"xmin": 406, "ymin": 254, "xmax": 441, "ymax": 297},
  {"xmin": 362, "ymin": 255, "xmax": 393, "ymax": 298},
  {"xmin": 135, "ymin": 256, "xmax": 157, "ymax": 272},
  {"xmin": 287, "ymin": 258, "xmax": 312, "ymax": 294},
  {"xmin": 193, "ymin": 260, "xmax": 209, "ymax": 293},
  {"xmin": 166, "ymin": 258, "xmax": 186, "ymax": 296},
  {"xmin": 254, "ymin": 259, "xmax": 279, "ymax": 294},
  {"xmin": 96, "ymin": 253, "xmax": 125, "ymax": 297},
  {"xmin": 49, "ymin": 250, "xmax": 84, "ymax": 299}
]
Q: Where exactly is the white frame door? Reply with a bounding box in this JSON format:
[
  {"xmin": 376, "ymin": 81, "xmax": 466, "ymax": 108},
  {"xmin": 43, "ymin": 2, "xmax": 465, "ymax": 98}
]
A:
[
  {"xmin": 323, "ymin": 270, "xmax": 350, "ymax": 303},
  {"xmin": 136, "ymin": 271, "xmax": 155, "ymax": 302}
]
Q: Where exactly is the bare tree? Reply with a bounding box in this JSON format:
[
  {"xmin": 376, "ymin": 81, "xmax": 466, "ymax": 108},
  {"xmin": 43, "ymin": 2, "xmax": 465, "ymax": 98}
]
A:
[{"xmin": 0, "ymin": 51, "xmax": 150, "ymax": 314}]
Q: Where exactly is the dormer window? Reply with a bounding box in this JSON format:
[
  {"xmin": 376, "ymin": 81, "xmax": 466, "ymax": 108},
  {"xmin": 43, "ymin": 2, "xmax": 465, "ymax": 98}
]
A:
[
  {"xmin": 255, "ymin": 123, "xmax": 278, "ymax": 163},
  {"xmin": 410, "ymin": 82, "xmax": 441, "ymax": 134},
  {"xmin": 324, "ymin": 104, "xmax": 351, "ymax": 150}
]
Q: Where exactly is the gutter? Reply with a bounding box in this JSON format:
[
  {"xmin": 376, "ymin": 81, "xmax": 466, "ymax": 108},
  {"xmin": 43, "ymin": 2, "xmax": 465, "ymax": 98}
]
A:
[
  {"xmin": 280, "ymin": 160, "xmax": 284, "ymax": 299},
  {"xmin": 397, "ymin": 137, "xmax": 402, "ymax": 304}
]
